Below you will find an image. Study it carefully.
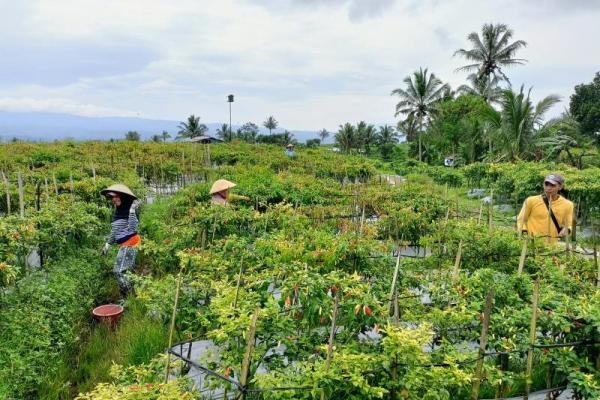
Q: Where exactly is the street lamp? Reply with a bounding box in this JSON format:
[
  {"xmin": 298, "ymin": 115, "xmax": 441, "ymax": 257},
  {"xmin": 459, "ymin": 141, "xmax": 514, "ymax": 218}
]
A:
[{"xmin": 227, "ymin": 94, "xmax": 234, "ymax": 142}]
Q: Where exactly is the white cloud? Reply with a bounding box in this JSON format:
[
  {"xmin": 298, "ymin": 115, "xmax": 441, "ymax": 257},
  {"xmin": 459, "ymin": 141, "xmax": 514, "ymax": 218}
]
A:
[
  {"xmin": 0, "ymin": 97, "xmax": 137, "ymax": 117},
  {"xmin": 0, "ymin": 0, "xmax": 599, "ymax": 129}
]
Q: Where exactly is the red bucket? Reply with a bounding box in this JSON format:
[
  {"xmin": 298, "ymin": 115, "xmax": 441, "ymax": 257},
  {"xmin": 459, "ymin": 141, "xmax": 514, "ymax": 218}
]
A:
[{"xmin": 92, "ymin": 304, "xmax": 124, "ymax": 329}]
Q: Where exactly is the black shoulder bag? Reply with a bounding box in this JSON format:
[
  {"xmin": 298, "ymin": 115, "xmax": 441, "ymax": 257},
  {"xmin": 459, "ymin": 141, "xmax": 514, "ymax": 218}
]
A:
[{"xmin": 541, "ymin": 194, "xmax": 563, "ymax": 233}]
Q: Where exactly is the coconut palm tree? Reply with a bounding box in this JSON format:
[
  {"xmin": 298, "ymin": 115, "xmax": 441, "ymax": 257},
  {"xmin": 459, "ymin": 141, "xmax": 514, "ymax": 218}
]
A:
[
  {"xmin": 177, "ymin": 115, "xmax": 208, "ymax": 139},
  {"xmin": 396, "ymin": 115, "xmax": 419, "ymax": 143},
  {"xmin": 378, "ymin": 125, "xmax": 398, "ymax": 145},
  {"xmin": 497, "ymin": 86, "xmax": 560, "ymax": 160},
  {"xmin": 160, "ymin": 130, "xmax": 171, "ymax": 143},
  {"xmin": 216, "ymin": 123, "xmax": 231, "ymax": 141},
  {"xmin": 335, "ymin": 123, "xmax": 357, "ymax": 153},
  {"xmin": 356, "ymin": 121, "xmax": 377, "ymax": 154},
  {"xmin": 318, "ymin": 129, "xmax": 330, "ymax": 143},
  {"xmin": 457, "ymin": 73, "xmax": 503, "ymax": 104},
  {"xmin": 263, "ymin": 116, "xmax": 278, "ymax": 135},
  {"xmin": 391, "ymin": 67, "xmax": 449, "ymax": 161},
  {"xmin": 454, "ymin": 23, "xmax": 527, "ymax": 82}
]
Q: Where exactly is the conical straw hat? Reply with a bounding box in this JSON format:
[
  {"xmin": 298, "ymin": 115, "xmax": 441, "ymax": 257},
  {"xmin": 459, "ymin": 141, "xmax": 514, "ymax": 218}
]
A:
[
  {"xmin": 100, "ymin": 184, "xmax": 137, "ymax": 199},
  {"xmin": 210, "ymin": 179, "xmax": 236, "ymax": 195}
]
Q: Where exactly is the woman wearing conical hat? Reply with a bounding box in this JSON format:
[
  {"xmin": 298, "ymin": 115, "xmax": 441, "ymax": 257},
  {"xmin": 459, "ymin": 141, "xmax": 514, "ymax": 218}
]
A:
[
  {"xmin": 210, "ymin": 179, "xmax": 250, "ymax": 205},
  {"xmin": 100, "ymin": 184, "xmax": 141, "ymax": 300}
]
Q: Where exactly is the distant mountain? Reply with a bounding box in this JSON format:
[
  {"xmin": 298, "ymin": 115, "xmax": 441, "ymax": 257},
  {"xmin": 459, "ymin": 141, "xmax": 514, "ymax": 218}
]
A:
[{"xmin": 0, "ymin": 111, "xmax": 325, "ymax": 143}]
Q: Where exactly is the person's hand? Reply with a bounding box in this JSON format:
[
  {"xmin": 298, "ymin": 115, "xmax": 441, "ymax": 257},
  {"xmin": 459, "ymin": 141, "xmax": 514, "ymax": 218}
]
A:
[
  {"xmin": 558, "ymin": 227, "xmax": 570, "ymax": 237},
  {"xmin": 101, "ymin": 242, "xmax": 110, "ymax": 256},
  {"xmin": 130, "ymin": 200, "xmax": 141, "ymax": 212}
]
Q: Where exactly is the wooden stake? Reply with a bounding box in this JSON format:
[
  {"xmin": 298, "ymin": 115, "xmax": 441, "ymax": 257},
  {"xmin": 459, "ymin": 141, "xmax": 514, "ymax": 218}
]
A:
[
  {"xmin": 471, "ymin": 288, "xmax": 494, "ymax": 400},
  {"xmin": 477, "ymin": 201, "xmax": 483, "ymax": 225},
  {"xmin": 69, "ymin": 172, "xmax": 74, "ymax": 195},
  {"xmin": 239, "ymin": 308, "xmax": 259, "ymax": 399},
  {"xmin": 17, "ymin": 172, "xmax": 24, "ymax": 218},
  {"xmin": 1, "ymin": 171, "xmax": 10, "ymax": 215},
  {"xmin": 518, "ymin": 236, "xmax": 528, "ymax": 275},
  {"xmin": 91, "ymin": 164, "xmax": 96, "ymax": 183},
  {"xmin": 452, "ymin": 240, "xmax": 463, "ymax": 282},
  {"xmin": 524, "ymin": 279, "xmax": 540, "ymax": 400},
  {"xmin": 164, "ymin": 267, "xmax": 184, "ymax": 383}
]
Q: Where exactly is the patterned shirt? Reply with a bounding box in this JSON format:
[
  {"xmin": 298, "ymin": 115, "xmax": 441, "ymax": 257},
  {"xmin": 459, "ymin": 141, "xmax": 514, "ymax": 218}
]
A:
[{"xmin": 107, "ymin": 212, "xmax": 139, "ymax": 244}]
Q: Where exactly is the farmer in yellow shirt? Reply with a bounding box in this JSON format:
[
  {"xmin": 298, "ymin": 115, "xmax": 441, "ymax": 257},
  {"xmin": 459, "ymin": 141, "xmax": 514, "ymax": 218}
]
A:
[{"xmin": 517, "ymin": 173, "xmax": 574, "ymax": 244}]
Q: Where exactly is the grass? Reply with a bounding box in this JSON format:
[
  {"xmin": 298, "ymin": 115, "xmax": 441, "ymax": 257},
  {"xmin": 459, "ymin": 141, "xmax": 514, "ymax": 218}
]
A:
[{"xmin": 39, "ymin": 297, "xmax": 170, "ymax": 399}]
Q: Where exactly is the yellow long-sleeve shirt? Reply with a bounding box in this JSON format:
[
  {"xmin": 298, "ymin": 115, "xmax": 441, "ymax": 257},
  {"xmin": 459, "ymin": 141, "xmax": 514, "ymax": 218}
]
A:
[{"xmin": 517, "ymin": 195, "xmax": 574, "ymax": 243}]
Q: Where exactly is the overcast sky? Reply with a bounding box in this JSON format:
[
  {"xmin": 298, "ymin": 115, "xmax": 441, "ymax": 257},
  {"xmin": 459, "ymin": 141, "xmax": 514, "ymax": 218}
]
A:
[{"xmin": 1, "ymin": 0, "xmax": 599, "ymax": 131}]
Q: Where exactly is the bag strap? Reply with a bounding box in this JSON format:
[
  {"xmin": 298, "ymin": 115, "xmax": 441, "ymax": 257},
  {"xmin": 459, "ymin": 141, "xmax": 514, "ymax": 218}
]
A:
[{"xmin": 542, "ymin": 195, "xmax": 563, "ymax": 233}]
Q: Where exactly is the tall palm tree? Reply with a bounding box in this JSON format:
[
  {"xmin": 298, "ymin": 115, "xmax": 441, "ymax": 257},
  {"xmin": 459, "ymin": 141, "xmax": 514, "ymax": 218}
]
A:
[
  {"xmin": 497, "ymin": 86, "xmax": 560, "ymax": 160},
  {"xmin": 318, "ymin": 129, "xmax": 330, "ymax": 143},
  {"xmin": 391, "ymin": 67, "xmax": 449, "ymax": 161},
  {"xmin": 160, "ymin": 130, "xmax": 171, "ymax": 143},
  {"xmin": 454, "ymin": 23, "xmax": 527, "ymax": 82},
  {"xmin": 263, "ymin": 116, "xmax": 278, "ymax": 135},
  {"xmin": 356, "ymin": 121, "xmax": 377, "ymax": 154},
  {"xmin": 216, "ymin": 123, "xmax": 231, "ymax": 141},
  {"xmin": 377, "ymin": 125, "xmax": 398, "ymax": 145},
  {"xmin": 335, "ymin": 123, "xmax": 356, "ymax": 153},
  {"xmin": 396, "ymin": 115, "xmax": 419, "ymax": 143},
  {"xmin": 177, "ymin": 115, "xmax": 208, "ymax": 139},
  {"xmin": 457, "ymin": 73, "xmax": 503, "ymax": 104}
]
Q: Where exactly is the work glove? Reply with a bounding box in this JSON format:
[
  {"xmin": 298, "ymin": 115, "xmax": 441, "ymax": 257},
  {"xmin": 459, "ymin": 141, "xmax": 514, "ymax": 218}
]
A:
[
  {"xmin": 101, "ymin": 242, "xmax": 111, "ymax": 256},
  {"xmin": 130, "ymin": 200, "xmax": 141, "ymax": 213},
  {"xmin": 558, "ymin": 227, "xmax": 570, "ymax": 237}
]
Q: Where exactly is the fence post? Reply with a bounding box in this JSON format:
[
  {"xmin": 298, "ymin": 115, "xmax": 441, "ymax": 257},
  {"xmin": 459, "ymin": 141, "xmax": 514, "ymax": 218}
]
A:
[
  {"xmin": 518, "ymin": 237, "xmax": 528, "ymax": 276},
  {"xmin": 471, "ymin": 288, "xmax": 494, "ymax": 400},
  {"xmin": 452, "ymin": 240, "xmax": 463, "ymax": 282},
  {"xmin": 17, "ymin": 172, "xmax": 24, "ymax": 218},
  {"xmin": 1, "ymin": 171, "xmax": 10, "ymax": 214},
  {"xmin": 524, "ymin": 279, "xmax": 540, "ymax": 400},
  {"xmin": 240, "ymin": 308, "xmax": 259, "ymax": 400}
]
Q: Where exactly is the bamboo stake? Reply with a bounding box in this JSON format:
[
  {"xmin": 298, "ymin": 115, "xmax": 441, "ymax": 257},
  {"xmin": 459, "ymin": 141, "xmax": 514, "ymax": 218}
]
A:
[
  {"xmin": 233, "ymin": 256, "xmax": 245, "ymax": 309},
  {"xmin": 52, "ymin": 174, "xmax": 58, "ymax": 196},
  {"xmin": 91, "ymin": 164, "xmax": 96, "ymax": 183},
  {"xmin": 488, "ymin": 189, "xmax": 494, "ymax": 231},
  {"xmin": 44, "ymin": 176, "xmax": 50, "ymax": 202},
  {"xmin": 389, "ymin": 252, "xmax": 402, "ymax": 308},
  {"xmin": 471, "ymin": 288, "xmax": 494, "ymax": 400},
  {"xmin": 321, "ymin": 292, "xmax": 340, "ymax": 400},
  {"xmin": 239, "ymin": 308, "xmax": 259, "ymax": 399},
  {"xmin": 359, "ymin": 204, "xmax": 365, "ymax": 235},
  {"xmin": 1, "ymin": 171, "xmax": 10, "ymax": 214},
  {"xmin": 17, "ymin": 172, "xmax": 24, "ymax": 218},
  {"xmin": 524, "ymin": 279, "xmax": 540, "ymax": 400},
  {"xmin": 477, "ymin": 202, "xmax": 483, "ymax": 225},
  {"xmin": 593, "ymin": 220, "xmax": 599, "ymax": 288},
  {"xmin": 164, "ymin": 266, "xmax": 184, "ymax": 383},
  {"xmin": 518, "ymin": 237, "xmax": 528, "ymax": 276},
  {"xmin": 452, "ymin": 240, "xmax": 463, "ymax": 282}
]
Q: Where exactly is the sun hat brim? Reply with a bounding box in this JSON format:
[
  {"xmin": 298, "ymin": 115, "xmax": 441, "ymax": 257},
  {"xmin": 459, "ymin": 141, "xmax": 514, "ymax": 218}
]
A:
[
  {"xmin": 100, "ymin": 184, "xmax": 138, "ymax": 199},
  {"xmin": 210, "ymin": 179, "xmax": 236, "ymax": 195}
]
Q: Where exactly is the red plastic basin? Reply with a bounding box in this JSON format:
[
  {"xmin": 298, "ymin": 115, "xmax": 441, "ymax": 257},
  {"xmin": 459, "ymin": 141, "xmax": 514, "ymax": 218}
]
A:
[{"xmin": 92, "ymin": 304, "xmax": 124, "ymax": 328}]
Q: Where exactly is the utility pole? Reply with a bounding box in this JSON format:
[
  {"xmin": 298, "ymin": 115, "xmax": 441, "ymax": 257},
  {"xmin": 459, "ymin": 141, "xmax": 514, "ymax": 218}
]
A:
[{"xmin": 227, "ymin": 94, "xmax": 234, "ymax": 141}]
